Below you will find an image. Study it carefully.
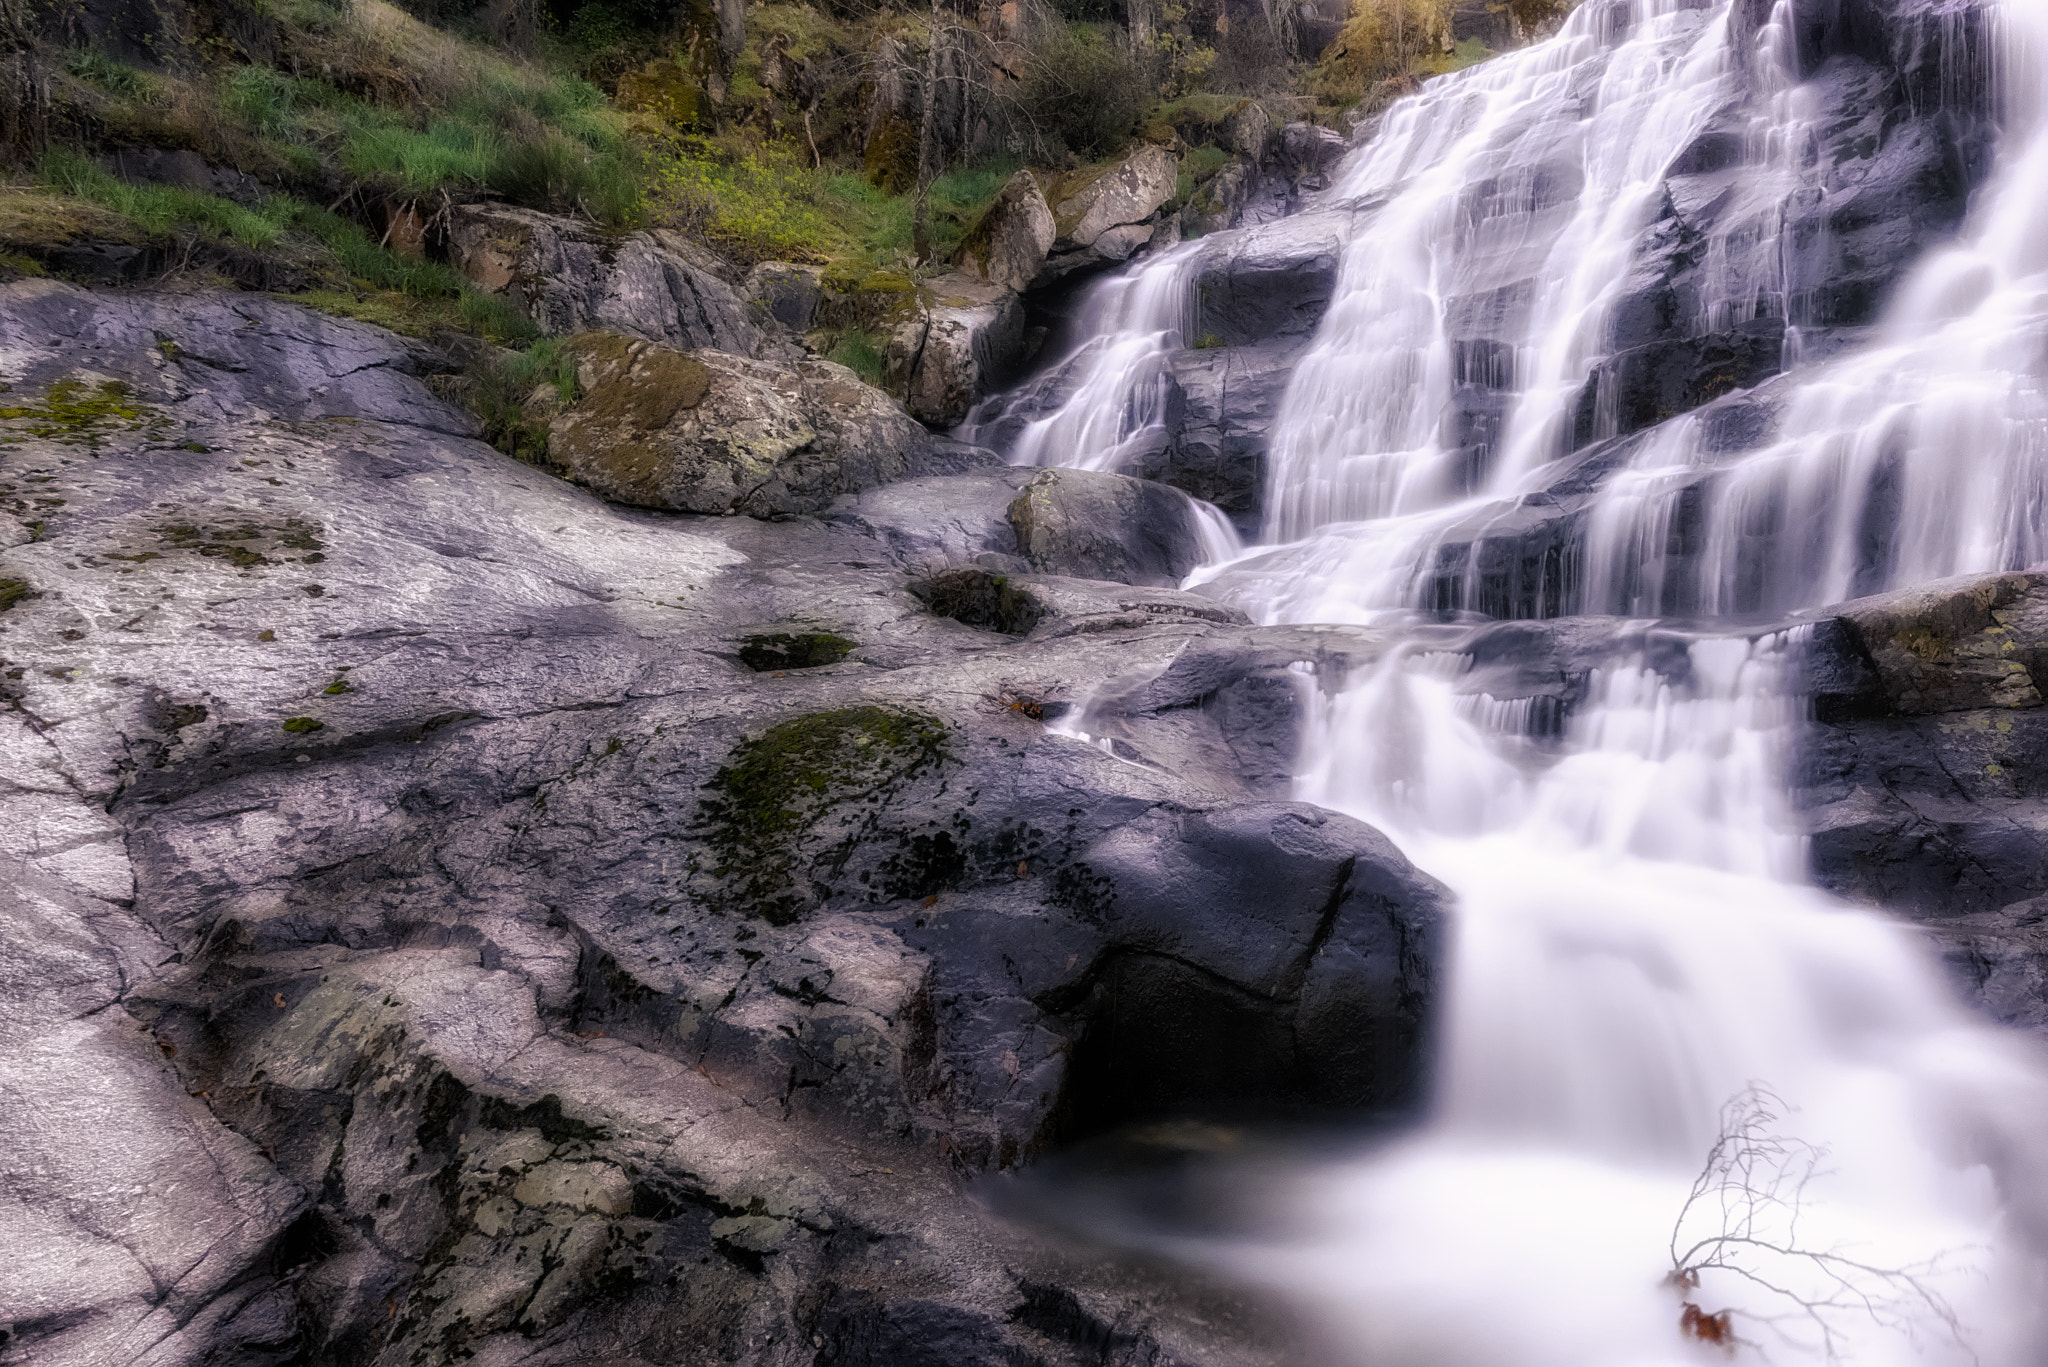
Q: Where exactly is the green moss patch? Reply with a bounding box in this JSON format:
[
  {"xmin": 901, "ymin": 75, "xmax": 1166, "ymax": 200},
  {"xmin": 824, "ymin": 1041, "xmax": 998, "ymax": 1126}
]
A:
[
  {"xmin": 0, "ymin": 379, "xmax": 162, "ymax": 446},
  {"xmin": 565, "ymin": 334, "xmax": 711, "ymax": 431},
  {"xmin": 737, "ymin": 632, "xmax": 855, "ymax": 671},
  {"xmin": 693, "ymin": 705, "xmax": 949, "ymax": 925},
  {"xmin": 282, "ymin": 716, "xmax": 324, "ymax": 733},
  {"xmin": 0, "ymin": 578, "xmax": 32, "ymax": 611},
  {"xmin": 909, "ymin": 568, "xmax": 1043, "ymax": 636}
]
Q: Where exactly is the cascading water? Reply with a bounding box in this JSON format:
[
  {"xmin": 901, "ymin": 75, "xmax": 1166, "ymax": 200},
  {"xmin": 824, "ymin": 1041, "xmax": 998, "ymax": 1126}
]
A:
[{"xmin": 988, "ymin": 0, "xmax": 2048, "ymax": 1361}]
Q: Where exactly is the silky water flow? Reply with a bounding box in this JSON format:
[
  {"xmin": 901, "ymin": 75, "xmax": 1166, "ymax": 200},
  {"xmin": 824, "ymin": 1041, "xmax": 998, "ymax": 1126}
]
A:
[{"xmin": 991, "ymin": 0, "xmax": 2048, "ymax": 1361}]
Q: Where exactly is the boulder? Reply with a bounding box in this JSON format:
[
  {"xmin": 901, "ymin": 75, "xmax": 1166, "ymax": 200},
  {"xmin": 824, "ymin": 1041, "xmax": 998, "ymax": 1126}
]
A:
[
  {"xmin": 1049, "ymin": 144, "xmax": 1180, "ymax": 250},
  {"xmin": 955, "ymin": 170, "xmax": 1057, "ymax": 293},
  {"xmin": 1007, "ymin": 466, "xmax": 1220, "ymax": 587},
  {"xmin": 744, "ymin": 260, "xmax": 826, "ymax": 333},
  {"xmin": 448, "ymin": 204, "xmax": 761, "ymax": 357},
  {"xmin": 547, "ymin": 332, "xmax": 962, "ymax": 517},
  {"xmin": 884, "ymin": 273, "xmax": 1026, "ymax": 428}
]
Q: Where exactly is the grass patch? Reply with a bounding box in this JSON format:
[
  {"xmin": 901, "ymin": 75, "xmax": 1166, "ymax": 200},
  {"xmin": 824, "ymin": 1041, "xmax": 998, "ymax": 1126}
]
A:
[
  {"xmin": 826, "ymin": 329, "xmax": 887, "ymax": 386},
  {"xmin": 39, "ymin": 149, "xmax": 289, "ymax": 250}
]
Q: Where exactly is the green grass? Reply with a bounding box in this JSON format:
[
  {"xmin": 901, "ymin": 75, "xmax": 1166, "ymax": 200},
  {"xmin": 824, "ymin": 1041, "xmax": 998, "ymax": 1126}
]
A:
[
  {"xmin": 38, "ymin": 150, "xmax": 288, "ymax": 250},
  {"xmin": 827, "ymin": 330, "xmax": 887, "ymax": 385},
  {"xmin": 64, "ymin": 48, "xmax": 164, "ymax": 102}
]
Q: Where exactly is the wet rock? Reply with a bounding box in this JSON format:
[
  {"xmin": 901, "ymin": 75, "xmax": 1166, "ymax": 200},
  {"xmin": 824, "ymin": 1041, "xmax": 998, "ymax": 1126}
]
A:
[
  {"xmin": 449, "ymin": 204, "xmax": 761, "ymax": 357},
  {"xmin": 1274, "ymin": 120, "xmax": 1350, "ymax": 189},
  {"xmin": 955, "ymin": 170, "xmax": 1057, "ymax": 293},
  {"xmin": 1186, "ymin": 211, "xmax": 1348, "ymax": 346},
  {"xmin": 548, "ymin": 332, "xmax": 966, "ymax": 517},
  {"xmin": 1800, "ymin": 572, "xmax": 2048, "ymax": 922},
  {"xmin": 1147, "ymin": 342, "xmax": 1302, "ymax": 526},
  {"xmin": 1007, "ymin": 466, "xmax": 1220, "ymax": 587}
]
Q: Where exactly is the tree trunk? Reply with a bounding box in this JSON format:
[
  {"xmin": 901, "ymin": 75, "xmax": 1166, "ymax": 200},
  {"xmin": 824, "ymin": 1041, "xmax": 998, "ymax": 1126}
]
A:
[
  {"xmin": 0, "ymin": 0, "xmax": 45, "ymax": 167},
  {"xmin": 912, "ymin": 10, "xmax": 944, "ymax": 264}
]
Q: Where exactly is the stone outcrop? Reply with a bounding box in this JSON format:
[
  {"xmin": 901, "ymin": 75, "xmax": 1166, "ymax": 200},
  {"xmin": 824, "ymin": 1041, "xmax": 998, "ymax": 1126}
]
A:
[
  {"xmin": 884, "ymin": 272, "xmax": 1026, "ymax": 428},
  {"xmin": 954, "ymin": 169, "xmax": 1056, "ymax": 293},
  {"xmin": 449, "ymin": 204, "xmax": 761, "ymax": 357},
  {"xmin": 1798, "ymin": 573, "xmax": 2048, "ymax": 1033},
  {"xmin": 545, "ymin": 332, "xmax": 988, "ymax": 517},
  {"xmin": 0, "ymin": 281, "xmax": 1442, "ymax": 1367}
]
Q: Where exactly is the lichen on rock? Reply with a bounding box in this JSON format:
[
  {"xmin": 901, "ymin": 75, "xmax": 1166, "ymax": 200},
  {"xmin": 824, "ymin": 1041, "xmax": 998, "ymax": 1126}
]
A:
[{"xmin": 692, "ymin": 706, "xmax": 951, "ymax": 925}]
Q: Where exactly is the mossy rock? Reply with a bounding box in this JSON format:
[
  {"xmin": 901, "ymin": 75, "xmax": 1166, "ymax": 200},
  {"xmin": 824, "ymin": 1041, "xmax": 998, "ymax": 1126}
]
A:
[
  {"xmin": 563, "ymin": 333, "xmax": 712, "ymax": 431},
  {"xmin": 813, "ymin": 270, "xmax": 922, "ymax": 334},
  {"xmin": 0, "ymin": 378, "xmax": 161, "ymax": 445},
  {"xmin": 863, "ymin": 112, "xmax": 918, "ymax": 196},
  {"xmin": 737, "ymin": 631, "xmax": 855, "ymax": 671},
  {"xmin": 909, "ymin": 568, "xmax": 1043, "ymax": 636},
  {"xmin": 692, "ymin": 705, "xmax": 950, "ymax": 925}
]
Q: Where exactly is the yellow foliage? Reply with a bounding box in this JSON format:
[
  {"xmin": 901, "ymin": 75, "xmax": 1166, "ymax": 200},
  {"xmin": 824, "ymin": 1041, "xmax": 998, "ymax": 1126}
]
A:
[{"xmin": 1322, "ymin": 0, "xmax": 1455, "ymax": 85}]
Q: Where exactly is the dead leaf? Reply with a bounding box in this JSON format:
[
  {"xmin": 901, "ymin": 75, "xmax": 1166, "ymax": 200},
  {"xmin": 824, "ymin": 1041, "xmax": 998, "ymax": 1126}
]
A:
[
  {"xmin": 155, "ymin": 1037, "xmax": 177, "ymax": 1057},
  {"xmin": 272, "ymin": 992, "xmax": 287, "ymax": 1008},
  {"xmin": 1015, "ymin": 861, "xmax": 1028, "ymax": 877},
  {"xmin": 922, "ymin": 895, "xmax": 938, "ymax": 908}
]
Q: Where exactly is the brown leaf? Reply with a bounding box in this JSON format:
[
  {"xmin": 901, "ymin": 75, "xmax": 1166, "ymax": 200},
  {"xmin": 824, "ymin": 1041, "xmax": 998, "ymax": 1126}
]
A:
[
  {"xmin": 922, "ymin": 895, "xmax": 938, "ymax": 907},
  {"xmin": 272, "ymin": 991, "xmax": 287, "ymax": 1008},
  {"xmin": 155, "ymin": 1037, "xmax": 177, "ymax": 1057},
  {"xmin": 1015, "ymin": 861, "xmax": 1028, "ymax": 877}
]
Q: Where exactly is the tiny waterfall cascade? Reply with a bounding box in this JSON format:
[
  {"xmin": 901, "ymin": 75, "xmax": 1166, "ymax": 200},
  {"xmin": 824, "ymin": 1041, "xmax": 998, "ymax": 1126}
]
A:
[
  {"xmin": 956, "ymin": 244, "xmax": 1199, "ymax": 472},
  {"xmin": 976, "ymin": 0, "xmax": 2048, "ymax": 1362}
]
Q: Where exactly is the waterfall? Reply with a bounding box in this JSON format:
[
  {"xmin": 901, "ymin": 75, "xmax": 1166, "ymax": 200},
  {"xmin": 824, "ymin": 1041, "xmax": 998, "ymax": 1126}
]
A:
[
  {"xmin": 1582, "ymin": 1, "xmax": 2048, "ymax": 617},
  {"xmin": 987, "ymin": 0, "xmax": 2048, "ymax": 1361},
  {"xmin": 1211, "ymin": 3, "xmax": 2048, "ymax": 1363}
]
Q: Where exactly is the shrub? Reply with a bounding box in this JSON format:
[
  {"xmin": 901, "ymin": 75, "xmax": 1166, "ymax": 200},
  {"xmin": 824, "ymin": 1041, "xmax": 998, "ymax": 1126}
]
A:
[{"xmin": 1019, "ymin": 17, "xmax": 1146, "ymax": 159}]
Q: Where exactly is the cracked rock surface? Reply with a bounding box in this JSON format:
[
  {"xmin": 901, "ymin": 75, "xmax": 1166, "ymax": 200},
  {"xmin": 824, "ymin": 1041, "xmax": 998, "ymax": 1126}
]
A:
[{"xmin": 0, "ymin": 281, "xmax": 1442, "ymax": 1367}]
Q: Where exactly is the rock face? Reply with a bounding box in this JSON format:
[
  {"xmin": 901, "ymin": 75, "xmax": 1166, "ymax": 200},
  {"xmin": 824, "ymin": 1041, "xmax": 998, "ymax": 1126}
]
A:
[
  {"xmin": 449, "ymin": 204, "xmax": 762, "ymax": 357},
  {"xmin": 547, "ymin": 332, "xmax": 986, "ymax": 517},
  {"xmin": 1799, "ymin": 573, "xmax": 2048, "ymax": 1033},
  {"xmin": 955, "ymin": 170, "xmax": 1057, "ymax": 293},
  {"xmin": 0, "ymin": 281, "xmax": 1442, "ymax": 1367},
  {"xmin": 1802, "ymin": 572, "xmax": 2048, "ymax": 916}
]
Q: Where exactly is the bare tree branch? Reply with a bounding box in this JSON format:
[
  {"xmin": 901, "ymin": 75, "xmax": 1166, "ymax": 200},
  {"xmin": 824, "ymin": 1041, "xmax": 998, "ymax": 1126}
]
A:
[{"xmin": 1666, "ymin": 1084, "xmax": 1975, "ymax": 1363}]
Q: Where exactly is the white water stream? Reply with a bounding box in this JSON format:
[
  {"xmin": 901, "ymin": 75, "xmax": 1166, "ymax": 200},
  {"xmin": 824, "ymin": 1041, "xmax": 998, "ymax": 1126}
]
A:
[{"xmin": 999, "ymin": 0, "xmax": 2048, "ymax": 1361}]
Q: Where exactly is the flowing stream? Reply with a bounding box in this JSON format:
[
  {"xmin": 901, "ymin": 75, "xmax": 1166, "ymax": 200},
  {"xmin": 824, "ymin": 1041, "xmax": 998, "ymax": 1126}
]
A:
[{"xmin": 996, "ymin": 0, "xmax": 2048, "ymax": 1361}]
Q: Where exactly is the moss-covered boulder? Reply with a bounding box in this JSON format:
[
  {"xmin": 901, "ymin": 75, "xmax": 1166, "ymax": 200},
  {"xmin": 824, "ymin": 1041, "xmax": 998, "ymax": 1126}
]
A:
[{"xmin": 547, "ymin": 332, "xmax": 952, "ymax": 517}]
